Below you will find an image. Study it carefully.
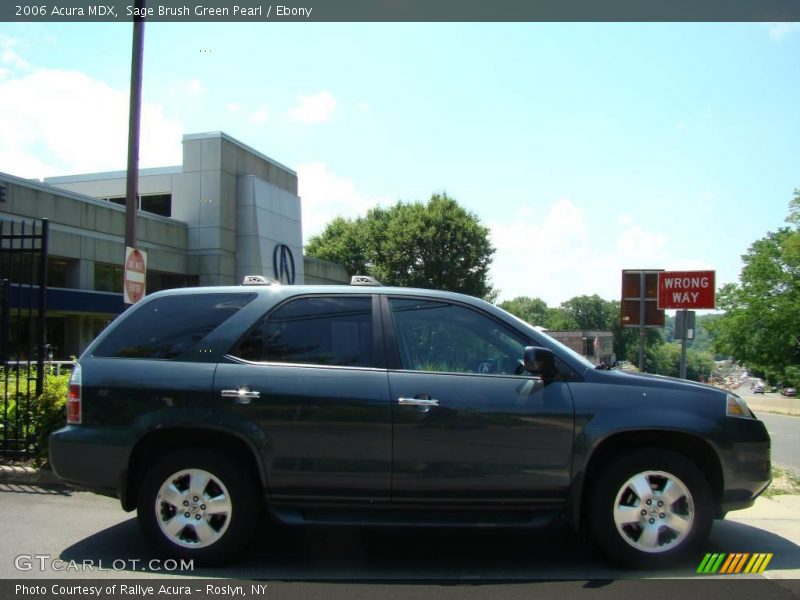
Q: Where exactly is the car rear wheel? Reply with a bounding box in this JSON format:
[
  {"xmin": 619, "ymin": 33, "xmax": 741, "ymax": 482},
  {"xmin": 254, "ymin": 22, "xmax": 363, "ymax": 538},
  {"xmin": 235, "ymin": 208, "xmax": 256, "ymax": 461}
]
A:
[
  {"xmin": 588, "ymin": 448, "xmax": 712, "ymax": 568},
  {"xmin": 137, "ymin": 448, "xmax": 260, "ymax": 564}
]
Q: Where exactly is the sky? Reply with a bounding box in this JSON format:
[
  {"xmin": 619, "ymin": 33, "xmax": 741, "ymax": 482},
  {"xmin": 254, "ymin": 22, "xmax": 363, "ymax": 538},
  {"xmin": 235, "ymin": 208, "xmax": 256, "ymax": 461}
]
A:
[{"xmin": 0, "ymin": 21, "xmax": 798, "ymax": 306}]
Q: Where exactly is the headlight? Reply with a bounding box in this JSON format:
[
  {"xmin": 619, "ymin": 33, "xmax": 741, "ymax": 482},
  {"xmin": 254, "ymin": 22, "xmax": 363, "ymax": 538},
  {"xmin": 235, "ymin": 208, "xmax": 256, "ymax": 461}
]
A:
[{"xmin": 727, "ymin": 394, "xmax": 755, "ymax": 419}]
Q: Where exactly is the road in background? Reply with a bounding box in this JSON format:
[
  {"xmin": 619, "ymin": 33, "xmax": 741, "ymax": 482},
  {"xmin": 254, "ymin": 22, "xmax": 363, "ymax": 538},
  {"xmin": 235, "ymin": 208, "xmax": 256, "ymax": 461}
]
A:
[
  {"xmin": 736, "ymin": 381, "xmax": 800, "ymax": 474},
  {"xmin": 755, "ymin": 412, "xmax": 800, "ymax": 475}
]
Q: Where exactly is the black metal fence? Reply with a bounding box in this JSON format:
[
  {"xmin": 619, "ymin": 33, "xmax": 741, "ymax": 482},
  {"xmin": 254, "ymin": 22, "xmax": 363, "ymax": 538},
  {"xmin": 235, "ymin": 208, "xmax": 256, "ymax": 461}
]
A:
[{"xmin": 0, "ymin": 218, "xmax": 48, "ymax": 460}]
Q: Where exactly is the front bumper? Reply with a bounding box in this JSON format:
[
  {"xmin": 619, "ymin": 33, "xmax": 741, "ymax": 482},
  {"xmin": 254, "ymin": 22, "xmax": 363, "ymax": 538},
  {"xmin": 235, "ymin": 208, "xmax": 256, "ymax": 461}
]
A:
[{"xmin": 717, "ymin": 417, "xmax": 772, "ymax": 515}]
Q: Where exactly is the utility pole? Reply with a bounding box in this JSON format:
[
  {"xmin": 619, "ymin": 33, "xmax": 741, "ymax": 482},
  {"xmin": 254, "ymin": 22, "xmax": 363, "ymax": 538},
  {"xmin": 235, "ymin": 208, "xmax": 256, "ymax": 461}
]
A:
[{"xmin": 125, "ymin": 0, "xmax": 146, "ymax": 250}]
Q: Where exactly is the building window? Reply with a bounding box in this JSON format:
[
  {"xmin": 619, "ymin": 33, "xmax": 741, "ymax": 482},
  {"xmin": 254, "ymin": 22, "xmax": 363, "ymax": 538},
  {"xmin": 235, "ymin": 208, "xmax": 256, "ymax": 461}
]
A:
[
  {"xmin": 94, "ymin": 263, "xmax": 123, "ymax": 293},
  {"xmin": 47, "ymin": 257, "xmax": 73, "ymax": 288},
  {"xmin": 140, "ymin": 194, "xmax": 171, "ymax": 217},
  {"xmin": 105, "ymin": 194, "xmax": 172, "ymax": 218},
  {"xmin": 146, "ymin": 270, "xmax": 198, "ymax": 294},
  {"xmin": 583, "ymin": 336, "xmax": 601, "ymax": 357}
]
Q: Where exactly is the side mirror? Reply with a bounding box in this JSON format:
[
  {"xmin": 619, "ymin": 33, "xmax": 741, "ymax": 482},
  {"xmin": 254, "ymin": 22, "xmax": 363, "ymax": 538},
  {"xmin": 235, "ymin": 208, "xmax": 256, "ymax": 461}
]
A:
[{"xmin": 523, "ymin": 346, "xmax": 557, "ymax": 378}]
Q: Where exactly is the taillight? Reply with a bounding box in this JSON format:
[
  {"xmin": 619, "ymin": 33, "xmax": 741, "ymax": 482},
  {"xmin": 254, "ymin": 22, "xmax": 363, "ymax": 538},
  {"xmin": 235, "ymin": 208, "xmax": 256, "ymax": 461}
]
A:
[{"xmin": 66, "ymin": 364, "xmax": 82, "ymax": 424}]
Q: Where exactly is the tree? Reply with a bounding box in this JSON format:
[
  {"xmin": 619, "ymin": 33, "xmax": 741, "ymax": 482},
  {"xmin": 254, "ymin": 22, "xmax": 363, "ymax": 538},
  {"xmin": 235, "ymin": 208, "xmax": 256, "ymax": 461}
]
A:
[
  {"xmin": 305, "ymin": 193, "xmax": 496, "ymax": 299},
  {"xmin": 709, "ymin": 194, "xmax": 800, "ymax": 386},
  {"xmin": 649, "ymin": 343, "xmax": 716, "ymax": 381},
  {"xmin": 498, "ymin": 296, "xmax": 549, "ymax": 327},
  {"xmin": 560, "ymin": 294, "xmax": 617, "ymax": 330}
]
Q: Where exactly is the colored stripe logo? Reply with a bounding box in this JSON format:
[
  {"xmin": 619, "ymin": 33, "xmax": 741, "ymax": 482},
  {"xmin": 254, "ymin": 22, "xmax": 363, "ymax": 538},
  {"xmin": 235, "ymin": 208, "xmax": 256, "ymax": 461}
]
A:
[{"xmin": 696, "ymin": 553, "xmax": 773, "ymax": 574}]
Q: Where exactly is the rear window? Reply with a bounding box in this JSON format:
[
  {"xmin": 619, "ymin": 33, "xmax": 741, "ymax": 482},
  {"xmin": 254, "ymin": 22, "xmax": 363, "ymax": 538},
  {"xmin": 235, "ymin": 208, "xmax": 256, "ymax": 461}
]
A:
[
  {"xmin": 93, "ymin": 293, "xmax": 255, "ymax": 359},
  {"xmin": 232, "ymin": 296, "xmax": 374, "ymax": 367}
]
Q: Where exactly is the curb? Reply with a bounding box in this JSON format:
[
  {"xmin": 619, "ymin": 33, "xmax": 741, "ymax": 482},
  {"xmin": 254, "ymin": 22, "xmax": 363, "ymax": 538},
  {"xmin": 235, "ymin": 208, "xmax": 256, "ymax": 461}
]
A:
[
  {"xmin": 0, "ymin": 465, "xmax": 63, "ymax": 486},
  {"xmin": 751, "ymin": 406, "xmax": 800, "ymax": 418}
]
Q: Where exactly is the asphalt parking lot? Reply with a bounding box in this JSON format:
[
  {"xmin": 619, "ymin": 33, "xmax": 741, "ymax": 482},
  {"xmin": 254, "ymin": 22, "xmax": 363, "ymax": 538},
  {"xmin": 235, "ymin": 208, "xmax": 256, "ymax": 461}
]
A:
[{"xmin": 1, "ymin": 482, "xmax": 799, "ymax": 585}]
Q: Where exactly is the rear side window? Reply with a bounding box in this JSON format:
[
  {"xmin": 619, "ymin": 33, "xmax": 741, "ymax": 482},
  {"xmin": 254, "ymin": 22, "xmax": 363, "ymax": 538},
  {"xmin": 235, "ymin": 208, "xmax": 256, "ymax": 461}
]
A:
[
  {"xmin": 232, "ymin": 296, "xmax": 374, "ymax": 367},
  {"xmin": 93, "ymin": 293, "xmax": 255, "ymax": 359}
]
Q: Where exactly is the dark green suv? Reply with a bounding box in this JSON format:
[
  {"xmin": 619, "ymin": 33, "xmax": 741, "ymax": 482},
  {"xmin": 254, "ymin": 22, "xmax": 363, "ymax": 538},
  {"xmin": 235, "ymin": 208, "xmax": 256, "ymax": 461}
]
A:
[{"xmin": 50, "ymin": 278, "xmax": 771, "ymax": 568}]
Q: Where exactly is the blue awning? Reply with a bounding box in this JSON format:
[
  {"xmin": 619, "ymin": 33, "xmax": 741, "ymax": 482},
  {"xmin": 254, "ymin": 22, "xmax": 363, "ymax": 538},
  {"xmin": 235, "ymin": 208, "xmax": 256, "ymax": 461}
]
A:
[{"xmin": 7, "ymin": 284, "xmax": 125, "ymax": 315}]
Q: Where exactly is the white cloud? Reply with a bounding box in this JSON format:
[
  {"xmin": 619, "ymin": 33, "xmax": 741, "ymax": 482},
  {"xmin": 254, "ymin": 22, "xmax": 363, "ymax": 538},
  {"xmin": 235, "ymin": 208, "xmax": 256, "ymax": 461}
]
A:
[
  {"xmin": 489, "ymin": 200, "xmax": 678, "ymax": 305},
  {"xmin": 249, "ymin": 108, "xmax": 269, "ymax": 124},
  {"xmin": 226, "ymin": 102, "xmax": 241, "ymax": 113},
  {"xmin": 296, "ymin": 161, "xmax": 392, "ymax": 242},
  {"xmin": 287, "ymin": 91, "xmax": 337, "ymax": 124},
  {"xmin": 763, "ymin": 22, "xmax": 800, "ymax": 41},
  {"xmin": 167, "ymin": 78, "xmax": 206, "ymax": 100},
  {"xmin": 186, "ymin": 78, "xmax": 206, "ymax": 96},
  {"xmin": 356, "ymin": 102, "xmax": 371, "ymax": 112},
  {"xmin": 0, "ymin": 35, "xmax": 29, "ymax": 71},
  {"xmin": 617, "ymin": 213, "xmax": 634, "ymax": 227},
  {"xmin": 0, "ymin": 68, "xmax": 182, "ymax": 179}
]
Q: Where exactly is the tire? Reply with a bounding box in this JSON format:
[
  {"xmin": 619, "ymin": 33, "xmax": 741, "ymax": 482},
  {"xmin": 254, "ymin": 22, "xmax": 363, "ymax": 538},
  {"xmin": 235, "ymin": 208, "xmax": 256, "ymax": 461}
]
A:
[
  {"xmin": 587, "ymin": 448, "xmax": 713, "ymax": 569},
  {"xmin": 137, "ymin": 448, "xmax": 261, "ymax": 564}
]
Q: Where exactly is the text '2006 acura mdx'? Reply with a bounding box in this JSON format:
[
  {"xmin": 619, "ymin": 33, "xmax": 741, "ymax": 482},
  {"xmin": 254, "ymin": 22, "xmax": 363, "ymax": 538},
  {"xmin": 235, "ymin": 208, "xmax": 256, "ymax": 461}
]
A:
[{"xmin": 50, "ymin": 276, "xmax": 771, "ymax": 568}]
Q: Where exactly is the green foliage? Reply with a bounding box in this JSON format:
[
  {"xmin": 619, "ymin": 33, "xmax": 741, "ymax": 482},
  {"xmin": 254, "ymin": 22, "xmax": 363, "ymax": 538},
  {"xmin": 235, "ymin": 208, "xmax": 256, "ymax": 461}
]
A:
[
  {"xmin": 710, "ymin": 214, "xmax": 800, "ymax": 387},
  {"xmin": 0, "ymin": 368, "xmax": 69, "ymax": 465},
  {"xmin": 559, "ymin": 294, "xmax": 617, "ymax": 330},
  {"xmin": 33, "ymin": 371, "xmax": 70, "ymax": 464},
  {"xmin": 648, "ymin": 343, "xmax": 716, "ymax": 381},
  {"xmin": 498, "ymin": 296, "xmax": 549, "ymax": 327},
  {"xmin": 663, "ymin": 313, "xmax": 724, "ymax": 358},
  {"xmin": 305, "ymin": 193, "xmax": 496, "ymax": 300}
]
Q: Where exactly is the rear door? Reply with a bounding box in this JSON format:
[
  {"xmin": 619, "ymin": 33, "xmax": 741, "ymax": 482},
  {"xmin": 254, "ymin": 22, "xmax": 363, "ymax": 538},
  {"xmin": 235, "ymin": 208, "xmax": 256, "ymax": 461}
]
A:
[
  {"xmin": 215, "ymin": 294, "xmax": 392, "ymax": 503},
  {"xmin": 384, "ymin": 296, "xmax": 575, "ymax": 507}
]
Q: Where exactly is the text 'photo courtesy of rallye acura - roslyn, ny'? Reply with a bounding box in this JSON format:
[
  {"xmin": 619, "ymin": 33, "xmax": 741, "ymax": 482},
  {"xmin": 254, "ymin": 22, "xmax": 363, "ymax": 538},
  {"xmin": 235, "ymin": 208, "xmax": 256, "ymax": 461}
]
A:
[{"xmin": 49, "ymin": 275, "xmax": 771, "ymax": 568}]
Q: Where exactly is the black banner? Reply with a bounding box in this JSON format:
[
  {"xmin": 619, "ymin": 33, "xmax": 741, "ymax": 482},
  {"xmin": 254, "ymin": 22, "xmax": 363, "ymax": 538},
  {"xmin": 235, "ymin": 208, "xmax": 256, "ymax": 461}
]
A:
[{"xmin": 3, "ymin": 0, "xmax": 800, "ymax": 22}]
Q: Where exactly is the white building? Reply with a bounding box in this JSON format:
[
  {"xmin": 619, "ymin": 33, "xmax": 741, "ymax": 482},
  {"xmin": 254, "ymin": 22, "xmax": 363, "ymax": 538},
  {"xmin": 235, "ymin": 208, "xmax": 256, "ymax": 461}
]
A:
[{"xmin": 0, "ymin": 131, "xmax": 348, "ymax": 358}]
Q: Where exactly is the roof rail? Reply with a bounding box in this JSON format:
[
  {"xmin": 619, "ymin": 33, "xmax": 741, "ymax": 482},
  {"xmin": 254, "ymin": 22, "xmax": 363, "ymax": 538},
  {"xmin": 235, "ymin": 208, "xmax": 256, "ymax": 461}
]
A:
[
  {"xmin": 242, "ymin": 275, "xmax": 279, "ymax": 286},
  {"xmin": 350, "ymin": 275, "xmax": 382, "ymax": 287}
]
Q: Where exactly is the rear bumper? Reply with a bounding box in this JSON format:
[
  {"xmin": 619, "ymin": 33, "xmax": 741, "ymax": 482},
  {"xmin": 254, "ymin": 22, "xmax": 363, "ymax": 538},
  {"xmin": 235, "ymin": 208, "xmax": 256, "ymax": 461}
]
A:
[{"xmin": 49, "ymin": 425, "xmax": 130, "ymax": 500}]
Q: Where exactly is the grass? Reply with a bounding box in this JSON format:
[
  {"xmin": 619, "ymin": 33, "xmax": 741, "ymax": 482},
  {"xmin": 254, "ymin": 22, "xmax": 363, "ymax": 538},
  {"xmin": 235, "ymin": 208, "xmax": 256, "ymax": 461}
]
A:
[{"xmin": 763, "ymin": 466, "xmax": 800, "ymax": 498}]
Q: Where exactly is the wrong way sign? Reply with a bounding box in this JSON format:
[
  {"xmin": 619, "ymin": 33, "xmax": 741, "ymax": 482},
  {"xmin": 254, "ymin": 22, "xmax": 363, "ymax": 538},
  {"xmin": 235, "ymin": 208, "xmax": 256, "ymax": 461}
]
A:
[
  {"xmin": 123, "ymin": 246, "xmax": 147, "ymax": 304},
  {"xmin": 657, "ymin": 270, "xmax": 715, "ymax": 310}
]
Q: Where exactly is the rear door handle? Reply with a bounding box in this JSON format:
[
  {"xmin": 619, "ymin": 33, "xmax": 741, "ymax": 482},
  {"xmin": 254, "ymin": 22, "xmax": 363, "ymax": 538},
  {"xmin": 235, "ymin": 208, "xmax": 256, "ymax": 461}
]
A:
[
  {"xmin": 398, "ymin": 396, "xmax": 440, "ymax": 407},
  {"xmin": 221, "ymin": 389, "xmax": 260, "ymax": 404}
]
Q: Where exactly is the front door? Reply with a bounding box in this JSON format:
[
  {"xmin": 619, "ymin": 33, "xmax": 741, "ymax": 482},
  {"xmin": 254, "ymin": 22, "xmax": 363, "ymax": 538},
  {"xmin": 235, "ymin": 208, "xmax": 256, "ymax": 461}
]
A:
[{"xmin": 385, "ymin": 297, "xmax": 575, "ymax": 507}]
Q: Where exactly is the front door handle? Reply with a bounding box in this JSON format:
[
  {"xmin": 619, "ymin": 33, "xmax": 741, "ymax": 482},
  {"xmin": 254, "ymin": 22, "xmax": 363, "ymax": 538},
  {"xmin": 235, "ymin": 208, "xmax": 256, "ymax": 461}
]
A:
[
  {"xmin": 398, "ymin": 396, "xmax": 440, "ymax": 407},
  {"xmin": 221, "ymin": 389, "xmax": 260, "ymax": 404}
]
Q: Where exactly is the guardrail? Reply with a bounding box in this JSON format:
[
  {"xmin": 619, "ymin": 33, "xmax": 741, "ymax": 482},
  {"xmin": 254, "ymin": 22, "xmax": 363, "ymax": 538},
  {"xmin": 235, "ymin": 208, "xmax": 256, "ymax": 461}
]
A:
[{"xmin": 4, "ymin": 361, "xmax": 75, "ymax": 376}]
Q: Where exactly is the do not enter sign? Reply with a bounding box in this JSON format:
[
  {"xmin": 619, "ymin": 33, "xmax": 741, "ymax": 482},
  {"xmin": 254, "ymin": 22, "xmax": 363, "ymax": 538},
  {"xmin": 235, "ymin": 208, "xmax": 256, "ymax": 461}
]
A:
[
  {"xmin": 657, "ymin": 270, "xmax": 715, "ymax": 310},
  {"xmin": 124, "ymin": 246, "xmax": 147, "ymax": 304}
]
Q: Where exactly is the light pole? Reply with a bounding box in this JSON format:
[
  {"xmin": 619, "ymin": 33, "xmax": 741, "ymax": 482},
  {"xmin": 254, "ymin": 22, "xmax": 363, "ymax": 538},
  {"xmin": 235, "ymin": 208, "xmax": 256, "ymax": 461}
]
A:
[{"xmin": 125, "ymin": 0, "xmax": 146, "ymax": 251}]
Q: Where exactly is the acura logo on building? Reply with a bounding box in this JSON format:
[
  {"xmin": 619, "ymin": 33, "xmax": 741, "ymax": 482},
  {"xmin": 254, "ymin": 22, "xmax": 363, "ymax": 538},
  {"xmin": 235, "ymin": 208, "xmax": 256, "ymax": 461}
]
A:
[{"xmin": 272, "ymin": 244, "xmax": 296, "ymax": 285}]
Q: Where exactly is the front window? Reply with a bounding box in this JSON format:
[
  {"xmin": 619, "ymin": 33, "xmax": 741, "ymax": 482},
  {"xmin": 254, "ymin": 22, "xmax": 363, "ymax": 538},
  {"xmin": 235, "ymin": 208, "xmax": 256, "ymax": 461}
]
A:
[{"xmin": 389, "ymin": 298, "xmax": 527, "ymax": 375}]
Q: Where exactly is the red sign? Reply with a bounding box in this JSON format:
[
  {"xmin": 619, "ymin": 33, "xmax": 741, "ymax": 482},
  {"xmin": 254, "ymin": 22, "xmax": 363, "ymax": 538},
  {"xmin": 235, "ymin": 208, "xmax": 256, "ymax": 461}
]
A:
[
  {"xmin": 657, "ymin": 270, "xmax": 715, "ymax": 309},
  {"xmin": 123, "ymin": 247, "xmax": 147, "ymax": 304}
]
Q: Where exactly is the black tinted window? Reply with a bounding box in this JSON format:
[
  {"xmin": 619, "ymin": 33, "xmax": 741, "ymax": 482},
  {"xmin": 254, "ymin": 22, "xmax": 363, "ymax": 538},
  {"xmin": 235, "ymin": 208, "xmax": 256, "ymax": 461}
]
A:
[
  {"xmin": 390, "ymin": 298, "xmax": 527, "ymax": 374},
  {"xmin": 94, "ymin": 293, "xmax": 255, "ymax": 359},
  {"xmin": 233, "ymin": 296, "xmax": 374, "ymax": 367}
]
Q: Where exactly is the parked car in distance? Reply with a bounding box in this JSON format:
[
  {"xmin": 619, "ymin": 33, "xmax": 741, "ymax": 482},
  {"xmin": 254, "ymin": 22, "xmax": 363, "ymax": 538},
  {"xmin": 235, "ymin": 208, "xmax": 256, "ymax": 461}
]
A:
[
  {"xmin": 782, "ymin": 387, "xmax": 797, "ymax": 397},
  {"xmin": 753, "ymin": 384, "xmax": 765, "ymax": 394},
  {"xmin": 50, "ymin": 277, "xmax": 772, "ymax": 569}
]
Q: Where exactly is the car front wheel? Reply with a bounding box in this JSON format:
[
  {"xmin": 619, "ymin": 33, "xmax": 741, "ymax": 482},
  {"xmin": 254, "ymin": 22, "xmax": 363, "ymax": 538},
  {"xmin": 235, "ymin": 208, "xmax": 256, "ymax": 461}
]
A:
[
  {"xmin": 137, "ymin": 448, "xmax": 260, "ymax": 564},
  {"xmin": 588, "ymin": 448, "xmax": 713, "ymax": 568}
]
